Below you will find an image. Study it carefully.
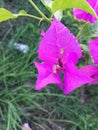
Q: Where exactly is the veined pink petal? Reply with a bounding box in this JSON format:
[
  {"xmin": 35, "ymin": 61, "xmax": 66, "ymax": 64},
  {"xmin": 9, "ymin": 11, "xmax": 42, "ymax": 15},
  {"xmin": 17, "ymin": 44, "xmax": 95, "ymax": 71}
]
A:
[
  {"xmin": 38, "ymin": 19, "xmax": 59, "ymax": 63},
  {"xmin": 54, "ymin": 20, "xmax": 82, "ymax": 63},
  {"xmin": 38, "ymin": 19, "xmax": 82, "ymax": 63},
  {"xmin": 73, "ymin": 9, "xmax": 96, "ymax": 23},
  {"xmin": 64, "ymin": 63, "xmax": 92, "ymax": 95},
  {"xmin": 89, "ymin": 38, "xmax": 98, "ymax": 64},
  {"xmin": 73, "ymin": 0, "xmax": 98, "ymax": 23},
  {"xmin": 80, "ymin": 65, "xmax": 98, "ymax": 84},
  {"xmin": 63, "ymin": 51, "xmax": 79, "ymax": 65},
  {"xmin": 34, "ymin": 62, "xmax": 63, "ymax": 90}
]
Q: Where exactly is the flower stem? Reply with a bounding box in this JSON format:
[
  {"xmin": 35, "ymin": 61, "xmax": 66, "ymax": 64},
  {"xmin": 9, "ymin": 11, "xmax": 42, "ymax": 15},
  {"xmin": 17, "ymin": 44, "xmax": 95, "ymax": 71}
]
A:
[
  {"xmin": 28, "ymin": 0, "xmax": 51, "ymax": 22},
  {"xmin": 20, "ymin": 13, "xmax": 42, "ymax": 21},
  {"xmin": 76, "ymin": 22, "xmax": 89, "ymax": 40}
]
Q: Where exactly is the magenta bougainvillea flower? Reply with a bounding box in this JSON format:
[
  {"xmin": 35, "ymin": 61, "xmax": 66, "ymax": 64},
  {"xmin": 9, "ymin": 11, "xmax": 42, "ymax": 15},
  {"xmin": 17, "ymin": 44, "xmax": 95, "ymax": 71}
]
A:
[
  {"xmin": 34, "ymin": 19, "xmax": 92, "ymax": 94},
  {"xmin": 80, "ymin": 38, "xmax": 98, "ymax": 84},
  {"xmin": 89, "ymin": 38, "xmax": 98, "ymax": 64},
  {"xmin": 73, "ymin": 0, "xmax": 98, "ymax": 23},
  {"xmin": 80, "ymin": 65, "xmax": 98, "ymax": 84},
  {"xmin": 87, "ymin": 38, "xmax": 98, "ymax": 83}
]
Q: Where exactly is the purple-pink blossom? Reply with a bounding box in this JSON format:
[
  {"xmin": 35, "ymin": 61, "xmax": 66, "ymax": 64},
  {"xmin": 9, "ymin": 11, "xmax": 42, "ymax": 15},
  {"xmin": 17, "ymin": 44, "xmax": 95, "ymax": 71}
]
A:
[
  {"xmin": 34, "ymin": 19, "xmax": 92, "ymax": 95},
  {"xmin": 80, "ymin": 38, "xmax": 98, "ymax": 84},
  {"xmin": 73, "ymin": 0, "xmax": 98, "ymax": 23},
  {"xmin": 89, "ymin": 38, "xmax": 98, "ymax": 64},
  {"xmin": 80, "ymin": 65, "xmax": 98, "ymax": 84},
  {"xmin": 88, "ymin": 38, "xmax": 98, "ymax": 83}
]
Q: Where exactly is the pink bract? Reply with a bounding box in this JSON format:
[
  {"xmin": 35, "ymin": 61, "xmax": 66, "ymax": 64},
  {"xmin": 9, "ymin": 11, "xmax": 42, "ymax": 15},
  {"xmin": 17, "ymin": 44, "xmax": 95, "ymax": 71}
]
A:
[
  {"xmin": 38, "ymin": 19, "xmax": 82, "ymax": 64},
  {"xmin": 34, "ymin": 19, "xmax": 92, "ymax": 95},
  {"xmin": 80, "ymin": 65, "xmax": 98, "ymax": 84},
  {"xmin": 73, "ymin": 0, "xmax": 98, "ymax": 23},
  {"xmin": 89, "ymin": 38, "xmax": 98, "ymax": 64},
  {"xmin": 80, "ymin": 38, "xmax": 98, "ymax": 85}
]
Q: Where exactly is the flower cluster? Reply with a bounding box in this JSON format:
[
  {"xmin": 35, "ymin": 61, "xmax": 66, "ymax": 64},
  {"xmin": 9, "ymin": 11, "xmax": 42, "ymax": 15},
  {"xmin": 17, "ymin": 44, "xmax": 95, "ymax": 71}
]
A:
[
  {"xmin": 73, "ymin": 0, "xmax": 98, "ymax": 85},
  {"xmin": 34, "ymin": 19, "xmax": 97, "ymax": 95},
  {"xmin": 34, "ymin": 0, "xmax": 98, "ymax": 95}
]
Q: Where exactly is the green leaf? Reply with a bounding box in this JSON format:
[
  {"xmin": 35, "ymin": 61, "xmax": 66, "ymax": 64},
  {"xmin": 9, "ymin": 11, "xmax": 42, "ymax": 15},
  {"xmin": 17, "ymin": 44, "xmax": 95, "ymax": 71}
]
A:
[
  {"xmin": 18, "ymin": 10, "xmax": 27, "ymax": 15},
  {"xmin": 0, "ymin": 8, "xmax": 28, "ymax": 22},
  {"xmin": 0, "ymin": 8, "xmax": 17, "ymax": 22},
  {"xmin": 41, "ymin": 0, "xmax": 52, "ymax": 7},
  {"xmin": 52, "ymin": 0, "xmax": 97, "ymax": 19},
  {"xmin": 77, "ymin": 21, "xmax": 98, "ymax": 39},
  {"xmin": 41, "ymin": 0, "xmax": 52, "ymax": 12}
]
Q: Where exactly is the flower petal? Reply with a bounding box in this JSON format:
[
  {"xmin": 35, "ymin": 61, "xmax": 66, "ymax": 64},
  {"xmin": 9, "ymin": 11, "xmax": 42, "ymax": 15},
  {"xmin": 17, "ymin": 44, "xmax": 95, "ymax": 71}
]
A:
[
  {"xmin": 64, "ymin": 63, "xmax": 92, "ymax": 95},
  {"xmin": 89, "ymin": 38, "xmax": 98, "ymax": 64},
  {"xmin": 80, "ymin": 65, "xmax": 98, "ymax": 84},
  {"xmin": 34, "ymin": 62, "xmax": 63, "ymax": 90},
  {"xmin": 73, "ymin": 0, "xmax": 97, "ymax": 23},
  {"xmin": 73, "ymin": 8, "xmax": 96, "ymax": 23},
  {"xmin": 38, "ymin": 19, "xmax": 82, "ymax": 63}
]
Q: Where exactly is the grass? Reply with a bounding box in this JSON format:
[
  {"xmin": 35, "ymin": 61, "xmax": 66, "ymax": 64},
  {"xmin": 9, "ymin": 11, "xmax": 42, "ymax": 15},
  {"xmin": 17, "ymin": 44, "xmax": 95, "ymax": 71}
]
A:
[{"xmin": 0, "ymin": 0, "xmax": 98, "ymax": 130}]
